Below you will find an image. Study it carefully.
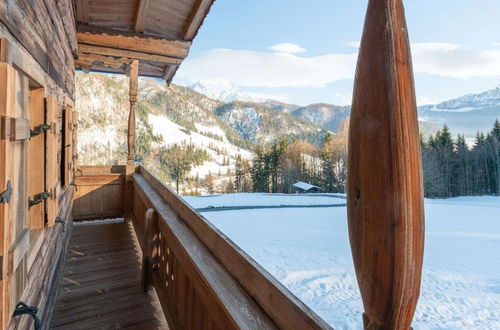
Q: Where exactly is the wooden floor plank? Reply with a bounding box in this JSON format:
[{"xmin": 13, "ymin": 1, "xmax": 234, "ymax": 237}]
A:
[{"xmin": 51, "ymin": 221, "xmax": 168, "ymax": 329}]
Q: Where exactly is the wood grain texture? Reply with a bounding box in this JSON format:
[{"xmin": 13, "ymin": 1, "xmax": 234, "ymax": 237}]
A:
[
  {"xmin": 182, "ymin": 0, "xmax": 215, "ymax": 41},
  {"xmin": 136, "ymin": 167, "xmax": 331, "ymax": 329},
  {"xmin": 72, "ymin": 171, "xmax": 125, "ymax": 221},
  {"xmin": 347, "ymin": 0, "xmax": 424, "ymax": 329},
  {"xmin": 7, "ymin": 186, "xmax": 74, "ymax": 330},
  {"xmin": 50, "ymin": 221, "xmax": 168, "ymax": 329},
  {"xmin": 0, "ymin": 0, "xmax": 76, "ymax": 96},
  {"xmin": 135, "ymin": 0, "xmax": 152, "ymax": 33},
  {"xmin": 28, "ymin": 88, "xmax": 45, "ymax": 229},
  {"xmin": 133, "ymin": 173, "xmax": 277, "ymax": 329},
  {"xmin": 76, "ymin": 24, "xmax": 191, "ymax": 58},
  {"xmin": 78, "ymin": 43, "xmax": 183, "ymax": 65},
  {"xmin": 45, "ymin": 96, "xmax": 59, "ymax": 227}
]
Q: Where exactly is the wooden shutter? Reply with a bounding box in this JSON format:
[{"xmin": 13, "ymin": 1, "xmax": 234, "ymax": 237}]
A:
[
  {"xmin": 72, "ymin": 111, "xmax": 78, "ymax": 170},
  {"xmin": 28, "ymin": 88, "xmax": 46, "ymax": 229},
  {"xmin": 62, "ymin": 102, "xmax": 73, "ymax": 188},
  {"xmin": 46, "ymin": 96, "xmax": 59, "ymax": 226},
  {"xmin": 0, "ymin": 63, "xmax": 30, "ymax": 325}
]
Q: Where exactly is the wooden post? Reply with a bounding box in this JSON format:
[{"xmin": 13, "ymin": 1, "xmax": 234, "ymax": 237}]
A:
[
  {"xmin": 125, "ymin": 60, "xmax": 139, "ymax": 221},
  {"xmin": 127, "ymin": 59, "xmax": 139, "ymax": 169},
  {"xmin": 347, "ymin": 0, "xmax": 424, "ymax": 329}
]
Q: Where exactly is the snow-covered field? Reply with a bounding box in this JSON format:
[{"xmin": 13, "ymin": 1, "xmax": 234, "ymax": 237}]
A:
[
  {"xmin": 183, "ymin": 193, "xmax": 345, "ymax": 209},
  {"xmin": 182, "ymin": 194, "xmax": 500, "ymax": 329}
]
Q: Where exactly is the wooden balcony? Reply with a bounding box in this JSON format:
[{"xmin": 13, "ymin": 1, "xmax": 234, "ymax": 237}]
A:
[
  {"xmin": 48, "ymin": 165, "xmax": 331, "ymax": 329},
  {"xmin": 51, "ymin": 221, "xmax": 168, "ymax": 329}
]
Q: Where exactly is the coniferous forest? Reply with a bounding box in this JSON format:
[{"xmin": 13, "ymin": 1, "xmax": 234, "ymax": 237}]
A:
[{"xmin": 237, "ymin": 119, "xmax": 500, "ymax": 198}]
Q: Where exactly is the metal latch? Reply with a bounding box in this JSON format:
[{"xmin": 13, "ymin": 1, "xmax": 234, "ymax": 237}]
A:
[
  {"xmin": 0, "ymin": 180, "xmax": 12, "ymax": 203},
  {"xmin": 30, "ymin": 123, "xmax": 51, "ymax": 137},
  {"xmin": 12, "ymin": 302, "xmax": 41, "ymax": 330},
  {"xmin": 28, "ymin": 191, "xmax": 50, "ymax": 208}
]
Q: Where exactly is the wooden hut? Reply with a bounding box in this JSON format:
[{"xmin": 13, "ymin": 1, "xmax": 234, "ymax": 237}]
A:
[
  {"xmin": 0, "ymin": 1, "xmax": 424, "ymax": 329},
  {"xmin": 293, "ymin": 182, "xmax": 322, "ymax": 194}
]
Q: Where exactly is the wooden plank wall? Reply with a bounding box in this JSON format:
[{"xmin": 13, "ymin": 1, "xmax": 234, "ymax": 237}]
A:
[
  {"xmin": 0, "ymin": 1, "xmax": 76, "ymax": 326},
  {"xmin": 8, "ymin": 187, "xmax": 74, "ymax": 330},
  {"xmin": 72, "ymin": 166, "xmax": 126, "ymax": 221},
  {"xmin": 0, "ymin": 0, "xmax": 76, "ymax": 96}
]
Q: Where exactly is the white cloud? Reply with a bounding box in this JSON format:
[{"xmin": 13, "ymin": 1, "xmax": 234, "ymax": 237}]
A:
[
  {"xmin": 411, "ymin": 43, "xmax": 500, "ymax": 79},
  {"xmin": 177, "ymin": 42, "xmax": 500, "ymax": 89},
  {"xmin": 345, "ymin": 41, "xmax": 360, "ymax": 48},
  {"xmin": 177, "ymin": 48, "xmax": 357, "ymax": 88},
  {"xmin": 269, "ymin": 43, "xmax": 307, "ymax": 54},
  {"xmin": 417, "ymin": 96, "xmax": 437, "ymax": 106}
]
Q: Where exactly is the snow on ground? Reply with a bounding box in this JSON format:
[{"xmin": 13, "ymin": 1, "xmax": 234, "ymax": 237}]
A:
[
  {"xmin": 182, "ymin": 193, "xmax": 345, "ymax": 209},
  {"xmin": 183, "ymin": 194, "xmax": 500, "ymax": 329},
  {"xmin": 148, "ymin": 114, "xmax": 253, "ymax": 177}
]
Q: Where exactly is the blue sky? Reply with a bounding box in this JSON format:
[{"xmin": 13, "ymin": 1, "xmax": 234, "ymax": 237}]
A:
[{"xmin": 174, "ymin": 0, "xmax": 500, "ymax": 106}]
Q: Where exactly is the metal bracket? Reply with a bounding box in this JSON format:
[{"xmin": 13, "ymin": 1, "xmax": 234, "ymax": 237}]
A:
[
  {"xmin": 0, "ymin": 180, "xmax": 12, "ymax": 203},
  {"xmin": 28, "ymin": 191, "xmax": 50, "ymax": 208},
  {"xmin": 12, "ymin": 302, "xmax": 42, "ymax": 330},
  {"xmin": 55, "ymin": 217, "xmax": 66, "ymax": 232},
  {"xmin": 30, "ymin": 123, "xmax": 51, "ymax": 138},
  {"xmin": 69, "ymin": 181, "xmax": 78, "ymax": 191}
]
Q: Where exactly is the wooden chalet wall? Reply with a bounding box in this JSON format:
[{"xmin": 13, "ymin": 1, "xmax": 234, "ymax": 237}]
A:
[{"xmin": 0, "ymin": 1, "xmax": 77, "ymax": 328}]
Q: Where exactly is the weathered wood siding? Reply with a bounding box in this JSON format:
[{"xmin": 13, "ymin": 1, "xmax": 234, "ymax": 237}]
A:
[
  {"xmin": 0, "ymin": 1, "xmax": 76, "ymax": 327},
  {"xmin": 0, "ymin": 0, "xmax": 76, "ymax": 96},
  {"xmin": 72, "ymin": 166, "xmax": 125, "ymax": 221}
]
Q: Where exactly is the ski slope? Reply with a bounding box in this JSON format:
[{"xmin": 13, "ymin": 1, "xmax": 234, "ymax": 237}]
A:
[{"xmin": 182, "ymin": 194, "xmax": 500, "ymax": 329}]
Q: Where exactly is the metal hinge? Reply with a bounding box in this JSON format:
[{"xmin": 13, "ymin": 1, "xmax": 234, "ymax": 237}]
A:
[
  {"xmin": 12, "ymin": 302, "xmax": 41, "ymax": 330},
  {"xmin": 28, "ymin": 191, "xmax": 50, "ymax": 208},
  {"xmin": 30, "ymin": 123, "xmax": 51, "ymax": 138},
  {"xmin": 0, "ymin": 180, "xmax": 12, "ymax": 203}
]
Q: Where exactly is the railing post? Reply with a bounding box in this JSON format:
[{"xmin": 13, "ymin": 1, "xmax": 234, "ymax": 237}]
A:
[
  {"xmin": 124, "ymin": 60, "xmax": 139, "ymax": 221},
  {"xmin": 347, "ymin": 0, "xmax": 424, "ymax": 329},
  {"xmin": 142, "ymin": 208, "xmax": 156, "ymax": 293}
]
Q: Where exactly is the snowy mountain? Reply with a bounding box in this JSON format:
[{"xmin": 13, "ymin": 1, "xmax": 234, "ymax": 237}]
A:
[
  {"xmin": 291, "ymin": 103, "xmax": 351, "ymax": 132},
  {"xmin": 190, "ymin": 77, "xmax": 263, "ymax": 103},
  {"xmin": 419, "ymin": 88, "xmax": 500, "ymax": 137},
  {"xmin": 76, "ymin": 73, "xmax": 328, "ymax": 192},
  {"xmin": 76, "ymin": 73, "xmax": 253, "ymax": 192},
  {"xmin": 214, "ymin": 101, "xmax": 327, "ymax": 144}
]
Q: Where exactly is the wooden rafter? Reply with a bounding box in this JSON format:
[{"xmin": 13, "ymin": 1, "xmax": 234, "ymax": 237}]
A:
[
  {"xmin": 76, "ymin": 24, "xmax": 191, "ymax": 59},
  {"xmin": 162, "ymin": 65, "xmax": 178, "ymax": 85},
  {"xmin": 78, "ymin": 44, "xmax": 182, "ymax": 65},
  {"xmin": 182, "ymin": 0, "xmax": 215, "ymax": 40},
  {"xmin": 76, "ymin": 0, "xmax": 89, "ymax": 23},
  {"xmin": 134, "ymin": 0, "xmax": 152, "ymax": 33}
]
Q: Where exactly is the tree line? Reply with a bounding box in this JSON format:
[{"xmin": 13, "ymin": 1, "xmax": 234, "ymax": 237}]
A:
[
  {"xmin": 235, "ymin": 121, "xmax": 349, "ymax": 194},
  {"xmin": 421, "ymin": 120, "xmax": 500, "ymax": 197},
  {"xmin": 234, "ymin": 119, "xmax": 500, "ymax": 198}
]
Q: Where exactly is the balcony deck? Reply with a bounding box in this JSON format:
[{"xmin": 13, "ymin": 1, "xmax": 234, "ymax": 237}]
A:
[{"xmin": 50, "ymin": 221, "xmax": 168, "ymax": 329}]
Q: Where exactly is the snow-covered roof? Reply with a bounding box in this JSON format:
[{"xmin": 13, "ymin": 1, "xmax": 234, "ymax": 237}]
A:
[{"xmin": 293, "ymin": 181, "xmax": 321, "ymax": 191}]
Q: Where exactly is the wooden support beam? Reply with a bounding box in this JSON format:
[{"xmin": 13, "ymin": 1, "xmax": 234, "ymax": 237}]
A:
[
  {"xmin": 182, "ymin": 0, "xmax": 215, "ymax": 40},
  {"xmin": 76, "ymin": 24, "xmax": 191, "ymax": 59},
  {"xmin": 162, "ymin": 65, "xmax": 178, "ymax": 85},
  {"xmin": 128, "ymin": 60, "xmax": 139, "ymax": 165},
  {"xmin": 78, "ymin": 44, "xmax": 183, "ymax": 65},
  {"xmin": 347, "ymin": 0, "xmax": 424, "ymax": 329},
  {"xmin": 134, "ymin": 0, "xmax": 152, "ymax": 33},
  {"xmin": 77, "ymin": 53, "xmax": 129, "ymax": 69},
  {"xmin": 76, "ymin": 0, "xmax": 90, "ymax": 23}
]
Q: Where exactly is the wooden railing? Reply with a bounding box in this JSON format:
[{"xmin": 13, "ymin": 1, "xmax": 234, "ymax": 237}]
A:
[
  {"xmin": 132, "ymin": 166, "xmax": 331, "ymax": 329},
  {"xmin": 72, "ymin": 165, "xmax": 125, "ymax": 220}
]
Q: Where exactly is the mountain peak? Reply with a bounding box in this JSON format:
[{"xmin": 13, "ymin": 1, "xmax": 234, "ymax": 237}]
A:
[{"xmin": 190, "ymin": 77, "xmax": 262, "ymax": 103}]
